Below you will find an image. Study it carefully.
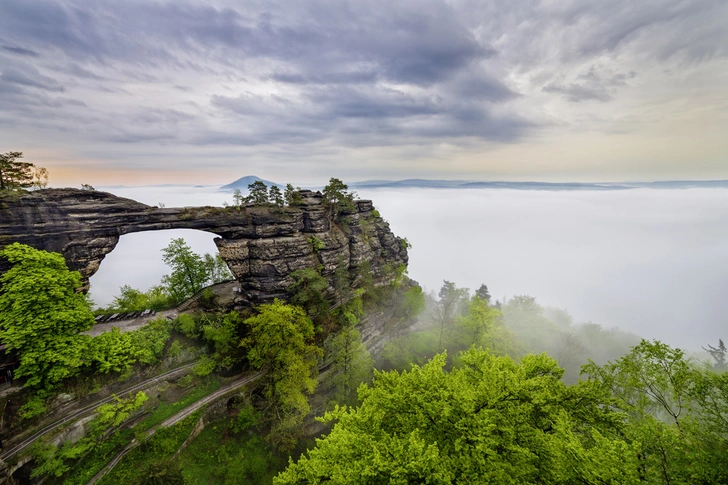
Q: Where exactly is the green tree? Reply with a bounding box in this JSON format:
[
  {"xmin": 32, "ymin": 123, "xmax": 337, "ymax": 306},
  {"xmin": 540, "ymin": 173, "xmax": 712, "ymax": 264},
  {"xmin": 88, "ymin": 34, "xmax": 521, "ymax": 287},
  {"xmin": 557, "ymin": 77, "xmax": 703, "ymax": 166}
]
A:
[
  {"xmin": 284, "ymin": 183, "xmax": 303, "ymax": 206},
  {"xmin": 0, "ymin": 243, "xmax": 93, "ymax": 391},
  {"xmin": 703, "ymin": 339, "xmax": 726, "ymax": 370},
  {"xmin": 88, "ymin": 327, "xmax": 137, "ymax": 374},
  {"xmin": 474, "ymin": 283, "xmax": 490, "ymax": 302},
  {"xmin": 321, "ymin": 177, "xmax": 355, "ymax": 220},
  {"xmin": 269, "ymin": 185, "xmax": 284, "ymax": 208},
  {"xmin": 160, "ymin": 238, "xmax": 210, "ymax": 304},
  {"xmin": 0, "ymin": 151, "xmax": 48, "ymax": 190},
  {"xmin": 241, "ymin": 300, "xmax": 323, "ymax": 450},
  {"xmin": 232, "ymin": 188, "xmax": 245, "ymax": 207},
  {"xmin": 432, "ymin": 280, "xmax": 469, "ymax": 352},
  {"xmin": 246, "ymin": 180, "xmax": 270, "ymax": 205},
  {"xmin": 583, "ymin": 340, "xmax": 728, "ymax": 484},
  {"xmin": 275, "ymin": 348, "xmax": 638, "ymax": 484},
  {"xmin": 200, "ymin": 312, "xmax": 243, "ymax": 369},
  {"xmin": 326, "ymin": 324, "xmax": 373, "ymax": 405},
  {"xmin": 202, "ymin": 252, "xmax": 233, "ymax": 283},
  {"xmin": 289, "ymin": 268, "xmax": 331, "ymax": 323},
  {"xmin": 109, "ymin": 284, "xmax": 171, "ymax": 312},
  {"xmin": 457, "ymin": 296, "xmax": 510, "ymax": 352}
]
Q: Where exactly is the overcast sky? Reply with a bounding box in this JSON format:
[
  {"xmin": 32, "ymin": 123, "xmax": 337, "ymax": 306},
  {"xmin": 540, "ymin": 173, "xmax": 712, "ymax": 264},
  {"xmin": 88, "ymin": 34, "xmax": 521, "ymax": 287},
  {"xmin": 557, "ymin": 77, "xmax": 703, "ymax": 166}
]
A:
[{"xmin": 1, "ymin": 0, "xmax": 726, "ymax": 186}]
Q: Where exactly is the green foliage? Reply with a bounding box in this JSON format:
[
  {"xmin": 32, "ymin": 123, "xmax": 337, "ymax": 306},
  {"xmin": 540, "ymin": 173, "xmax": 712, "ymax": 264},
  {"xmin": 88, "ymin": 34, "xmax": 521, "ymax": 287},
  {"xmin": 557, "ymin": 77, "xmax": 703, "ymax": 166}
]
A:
[
  {"xmin": 433, "ymin": 280, "xmax": 470, "ymax": 352},
  {"xmin": 321, "ymin": 177, "xmax": 356, "ymax": 220},
  {"xmin": 30, "ymin": 392, "xmax": 148, "ymax": 480},
  {"xmin": 307, "ymin": 235, "xmax": 324, "ymax": 253},
  {"xmin": 136, "ymin": 377, "xmax": 220, "ymax": 432},
  {"xmin": 168, "ymin": 340, "xmax": 182, "ymax": 359},
  {"xmin": 108, "ymin": 284, "xmax": 172, "ymax": 312},
  {"xmin": 325, "ymin": 325, "xmax": 373, "ymax": 405},
  {"xmin": 284, "ymin": 183, "xmax": 303, "ymax": 206},
  {"xmin": 703, "ymin": 338, "xmax": 726, "ymax": 370},
  {"xmin": 380, "ymin": 289, "xmax": 515, "ymax": 372},
  {"xmin": 201, "ymin": 312, "xmax": 242, "ymax": 358},
  {"xmin": 30, "ymin": 442, "xmax": 69, "ymax": 478},
  {"xmin": 247, "ymin": 180, "xmax": 270, "ymax": 205},
  {"xmin": 231, "ymin": 189, "xmax": 245, "ymax": 208},
  {"xmin": 130, "ymin": 459, "xmax": 184, "ymax": 485},
  {"xmin": 128, "ymin": 317, "xmax": 173, "ymax": 366},
  {"xmin": 0, "ymin": 151, "xmax": 48, "ymax": 190},
  {"xmin": 202, "ymin": 252, "xmax": 233, "ymax": 284},
  {"xmin": 474, "ymin": 283, "xmax": 490, "ymax": 302},
  {"xmin": 0, "ymin": 243, "xmax": 94, "ymax": 391},
  {"xmin": 19, "ymin": 394, "xmax": 48, "ymax": 419},
  {"xmin": 289, "ymin": 268, "xmax": 331, "ymax": 323},
  {"xmin": 174, "ymin": 313, "xmax": 199, "ymax": 338},
  {"xmin": 583, "ymin": 340, "xmax": 728, "ymax": 484},
  {"xmin": 401, "ymin": 285, "xmax": 426, "ymax": 320},
  {"xmin": 59, "ymin": 428, "xmax": 135, "ymax": 485},
  {"xmin": 98, "ymin": 413, "xmax": 199, "ymax": 485},
  {"xmin": 399, "ymin": 237, "xmax": 411, "ymax": 250},
  {"xmin": 94, "ymin": 392, "xmax": 149, "ymax": 431},
  {"xmin": 242, "ymin": 300, "xmax": 323, "ymax": 450},
  {"xmin": 88, "ymin": 328, "xmax": 137, "ymax": 374},
  {"xmin": 161, "ymin": 238, "xmax": 212, "ymax": 304},
  {"xmin": 458, "ymin": 296, "xmax": 503, "ymax": 348},
  {"xmin": 192, "ymin": 355, "xmax": 217, "ymax": 377},
  {"xmin": 176, "ymin": 416, "xmax": 286, "ymax": 484},
  {"xmin": 269, "ymin": 185, "xmax": 285, "ymax": 207},
  {"xmin": 276, "ymin": 348, "xmax": 638, "ymax": 484},
  {"xmin": 232, "ymin": 404, "xmax": 261, "ymax": 433}
]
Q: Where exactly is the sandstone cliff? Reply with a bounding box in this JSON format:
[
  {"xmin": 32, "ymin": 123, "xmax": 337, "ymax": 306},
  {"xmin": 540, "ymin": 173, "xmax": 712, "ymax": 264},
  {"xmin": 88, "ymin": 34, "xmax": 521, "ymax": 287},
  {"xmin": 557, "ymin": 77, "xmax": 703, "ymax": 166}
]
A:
[{"xmin": 0, "ymin": 189, "xmax": 409, "ymax": 303}]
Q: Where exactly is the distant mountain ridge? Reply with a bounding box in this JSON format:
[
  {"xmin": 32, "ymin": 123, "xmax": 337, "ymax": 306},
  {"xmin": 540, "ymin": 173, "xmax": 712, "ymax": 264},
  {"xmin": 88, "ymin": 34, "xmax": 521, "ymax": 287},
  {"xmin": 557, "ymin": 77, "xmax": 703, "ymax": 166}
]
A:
[
  {"xmin": 220, "ymin": 177, "xmax": 728, "ymax": 192},
  {"xmin": 348, "ymin": 179, "xmax": 728, "ymax": 190},
  {"xmin": 220, "ymin": 176, "xmax": 283, "ymax": 191}
]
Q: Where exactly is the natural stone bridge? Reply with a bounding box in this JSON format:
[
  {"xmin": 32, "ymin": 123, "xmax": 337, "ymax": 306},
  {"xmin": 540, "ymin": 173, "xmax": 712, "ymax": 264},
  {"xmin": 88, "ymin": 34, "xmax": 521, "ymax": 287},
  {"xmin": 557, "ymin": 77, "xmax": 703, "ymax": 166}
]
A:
[{"xmin": 0, "ymin": 189, "xmax": 409, "ymax": 303}]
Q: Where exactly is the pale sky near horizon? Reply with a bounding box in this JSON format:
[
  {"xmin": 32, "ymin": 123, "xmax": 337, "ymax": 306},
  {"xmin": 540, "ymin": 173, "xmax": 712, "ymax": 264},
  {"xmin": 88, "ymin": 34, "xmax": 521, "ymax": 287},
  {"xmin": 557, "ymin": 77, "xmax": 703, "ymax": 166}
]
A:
[{"xmin": 0, "ymin": 0, "xmax": 726, "ymax": 186}]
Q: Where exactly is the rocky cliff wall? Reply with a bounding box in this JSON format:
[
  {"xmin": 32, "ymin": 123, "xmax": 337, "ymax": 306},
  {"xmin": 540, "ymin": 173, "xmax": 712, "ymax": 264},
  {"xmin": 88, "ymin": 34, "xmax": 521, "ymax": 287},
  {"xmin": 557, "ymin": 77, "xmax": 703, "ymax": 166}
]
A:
[{"xmin": 0, "ymin": 189, "xmax": 408, "ymax": 303}]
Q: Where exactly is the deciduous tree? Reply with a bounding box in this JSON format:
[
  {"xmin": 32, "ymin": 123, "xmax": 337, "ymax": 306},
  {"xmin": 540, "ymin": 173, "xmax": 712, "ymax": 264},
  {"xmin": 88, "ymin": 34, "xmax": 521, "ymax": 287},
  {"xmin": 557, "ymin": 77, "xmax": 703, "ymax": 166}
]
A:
[
  {"xmin": 0, "ymin": 243, "xmax": 94, "ymax": 390},
  {"xmin": 275, "ymin": 349, "xmax": 638, "ymax": 484},
  {"xmin": 241, "ymin": 300, "xmax": 323, "ymax": 450}
]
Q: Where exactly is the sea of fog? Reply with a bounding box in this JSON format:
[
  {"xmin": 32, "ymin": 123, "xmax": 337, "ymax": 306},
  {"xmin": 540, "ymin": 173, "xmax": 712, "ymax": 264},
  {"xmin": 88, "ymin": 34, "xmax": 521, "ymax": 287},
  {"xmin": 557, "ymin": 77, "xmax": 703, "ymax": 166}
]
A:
[{"xmin": 88, "ymin": 185, "xmax": 728, "ymax": 350}]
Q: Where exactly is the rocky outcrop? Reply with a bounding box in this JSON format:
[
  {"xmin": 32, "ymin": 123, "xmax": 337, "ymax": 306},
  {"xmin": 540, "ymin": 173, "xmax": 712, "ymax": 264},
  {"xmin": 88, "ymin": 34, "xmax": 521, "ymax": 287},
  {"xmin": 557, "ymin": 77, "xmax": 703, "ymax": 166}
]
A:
[{"xmin": 0, "ymin": 189, "xmax": 408, "ymax": 303}]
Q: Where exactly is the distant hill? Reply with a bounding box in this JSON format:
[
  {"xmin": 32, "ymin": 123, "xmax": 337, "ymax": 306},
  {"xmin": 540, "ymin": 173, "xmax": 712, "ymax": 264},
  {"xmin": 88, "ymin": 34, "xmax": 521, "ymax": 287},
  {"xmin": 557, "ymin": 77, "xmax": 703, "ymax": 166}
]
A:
[
  {"xmin": 349, "ymin": 179, "xmax": 728, "ymax": 191},
  {"xmin": 220, "ymin": 176, "xmax": 283, "ymax": 191}
]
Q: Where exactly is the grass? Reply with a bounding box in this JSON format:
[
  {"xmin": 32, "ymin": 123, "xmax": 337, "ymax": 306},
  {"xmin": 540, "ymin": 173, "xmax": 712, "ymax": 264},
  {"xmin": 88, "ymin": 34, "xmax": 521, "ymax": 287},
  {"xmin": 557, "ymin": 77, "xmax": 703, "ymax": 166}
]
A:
[{"xmin": 176, "ymin": 416, "xmax": 288, "ymax": 484}]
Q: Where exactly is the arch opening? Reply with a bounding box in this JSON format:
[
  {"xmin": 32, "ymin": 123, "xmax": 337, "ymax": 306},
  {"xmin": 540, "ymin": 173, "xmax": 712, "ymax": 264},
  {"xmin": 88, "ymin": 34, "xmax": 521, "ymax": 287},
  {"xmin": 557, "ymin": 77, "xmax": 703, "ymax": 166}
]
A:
[{"xmin": 88, "ymin": 228, "xmax": 224, "ymax": 308}]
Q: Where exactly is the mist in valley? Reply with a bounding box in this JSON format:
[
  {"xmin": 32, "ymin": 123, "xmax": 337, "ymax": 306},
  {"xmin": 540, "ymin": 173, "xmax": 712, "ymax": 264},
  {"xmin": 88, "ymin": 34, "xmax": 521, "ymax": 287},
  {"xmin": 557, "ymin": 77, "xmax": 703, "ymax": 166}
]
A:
[{"xmin": 89, "ymin": 184, "xmax": 728, "ymax": 352}]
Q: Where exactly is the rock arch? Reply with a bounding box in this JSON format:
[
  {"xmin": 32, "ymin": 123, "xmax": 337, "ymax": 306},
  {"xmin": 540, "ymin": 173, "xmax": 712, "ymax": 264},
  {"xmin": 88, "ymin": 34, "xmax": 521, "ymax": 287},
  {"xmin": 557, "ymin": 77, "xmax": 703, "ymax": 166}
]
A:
[{"xmin": 0, "ymin": 189, "xmax": 408, "ymax": 304}]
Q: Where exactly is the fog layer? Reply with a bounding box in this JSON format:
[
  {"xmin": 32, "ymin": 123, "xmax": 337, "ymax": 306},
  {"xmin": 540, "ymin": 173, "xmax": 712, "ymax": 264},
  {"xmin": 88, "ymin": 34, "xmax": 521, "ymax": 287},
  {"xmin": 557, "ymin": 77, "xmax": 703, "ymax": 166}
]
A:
[{"xmin": 89, "ymin": 186, "xmax": 728, "ymax": 350}]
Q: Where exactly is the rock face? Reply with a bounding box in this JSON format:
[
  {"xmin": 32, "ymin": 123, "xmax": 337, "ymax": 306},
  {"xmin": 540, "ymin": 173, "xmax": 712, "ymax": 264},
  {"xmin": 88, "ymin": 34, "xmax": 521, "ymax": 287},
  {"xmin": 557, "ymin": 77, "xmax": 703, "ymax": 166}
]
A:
[{"xmin": 0, "ymin": 189, "xmax": 409, "ymax": 303}]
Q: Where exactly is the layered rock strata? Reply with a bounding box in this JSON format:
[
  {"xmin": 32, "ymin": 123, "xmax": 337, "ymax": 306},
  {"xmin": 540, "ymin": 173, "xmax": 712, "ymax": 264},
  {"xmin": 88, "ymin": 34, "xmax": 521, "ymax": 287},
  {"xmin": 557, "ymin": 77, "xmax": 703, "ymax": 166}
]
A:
[{"xmin": 0, "ymin": 189, "xmax": 408, "ymax": 303}]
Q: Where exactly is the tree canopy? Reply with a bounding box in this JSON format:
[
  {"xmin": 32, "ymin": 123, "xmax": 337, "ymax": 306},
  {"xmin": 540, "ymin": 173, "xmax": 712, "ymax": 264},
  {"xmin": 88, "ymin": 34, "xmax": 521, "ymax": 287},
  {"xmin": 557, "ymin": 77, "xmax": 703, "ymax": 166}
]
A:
[
  {"xmin": 322, "ymin": 177, "xmax": 356, "ymax": 219},
  {"xmin": 0, "ymin": 243, "xmax": 94, "ymax": 390},
  {"xmin": 275, "ymin": 348, "xmax": 638, "ymax": 484},
  {"xmin": 160, "ymin": 238, "xmax": 231, "ymax": 304},
  {"xmin": 242, "ymin": 299, "xmax": 323, "ymax": 451}
]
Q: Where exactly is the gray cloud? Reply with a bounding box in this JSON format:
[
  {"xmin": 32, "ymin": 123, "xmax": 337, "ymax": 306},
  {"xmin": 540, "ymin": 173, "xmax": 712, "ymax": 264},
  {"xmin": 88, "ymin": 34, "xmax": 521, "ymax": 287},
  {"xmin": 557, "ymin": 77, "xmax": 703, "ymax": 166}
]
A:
[
  {"xmin": 0, "ymin": 0, "xmax": 725, "ymax": 177},
  {"xmin": 1, "ymin": 45, "xmax": 40, "ymax": 57}
]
